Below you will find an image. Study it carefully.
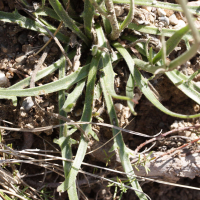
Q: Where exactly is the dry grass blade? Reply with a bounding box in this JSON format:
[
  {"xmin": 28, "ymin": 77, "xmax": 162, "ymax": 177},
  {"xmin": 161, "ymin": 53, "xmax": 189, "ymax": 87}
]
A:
[{"xmin": 0, "ymin": 120, "xmax": 161, "ymax": 138}]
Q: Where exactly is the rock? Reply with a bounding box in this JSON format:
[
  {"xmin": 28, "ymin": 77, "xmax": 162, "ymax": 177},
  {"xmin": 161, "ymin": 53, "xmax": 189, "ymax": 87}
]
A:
[
  {"xmin": 43, "ymin": 36, "xmax": 50, "ymax": 43},
  {"xmin": 114, "ymin": 5, "xmax": 124, "ymax": 17},
  {"xmin": 173, "ymin": 20, "xmax": 186, "ymax": 29},
  {"xmin": 22, "ymin": 97, "xmax": 34, "ymax": 112},
  {"xmin": 169, "ymin": 14, "xmax": 179, "ymax": 25},
  {"xmin": 0, "ymin": 71, "xmax": 9, "ymax": 87},
  {"xmin": 149, "ymin": 14, "xmax": 155, "ymax": 23},
  {"xmin": 15, "ymin": 53, "xmax": 26, "ymax": 63},
  {"xmin": 158, "ymin": 16, "xmax": 169, "ymax": 26},
  {"xmin": 114, "ymin": 103, "xmax": 123, "ymax": 113},
  {"xmin": 157, "ymin": 8, "xmax": 166, "ymax": 17},
  {"xmin": 142, "ymin": 6, "xmax": 152, "ymax": 12},
  {"xmin": 164, "ymin": 9, "xmax": 174, "ymax": 17},
  {"xmin": 22, "ymin": 44, "xmax": 32, "ymax": 53},
  {"xmin": 158, "ymin": 21, "xmax": 165, "ymax": 28},
  {"xmin": 187, "ymin": 1, "xmax": 200, "ymax": 7}
]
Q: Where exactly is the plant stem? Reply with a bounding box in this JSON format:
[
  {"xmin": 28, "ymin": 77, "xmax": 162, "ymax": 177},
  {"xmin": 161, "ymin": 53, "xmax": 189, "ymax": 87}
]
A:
[
  {"xmin": 89, "ymin": 0, "xmax": 108, "ymax": 16},
  {"xmin": 119, "ymin": 0, "xmax": 134, "ymax": 31},
  {"xmin": 105, "ymin": 0, "xmax": 121, "ymax": 40}
]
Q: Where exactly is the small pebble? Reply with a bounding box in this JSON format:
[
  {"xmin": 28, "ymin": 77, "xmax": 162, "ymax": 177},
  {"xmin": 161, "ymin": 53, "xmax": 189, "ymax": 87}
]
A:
[
  {"xmin": 187, "ymin": 1, "xmax": 200, "ymax": 7},
  {"xmin": 158, "ymin": 21, "xmax": 164, "ymax": 28},
  {"xmin": 142, "ymin": 6, "xmax": 152, "ymax": 12},
  {"xmin": 173, "ymin": 20, "xmax": 186, "ymax": 29},
  {"xmin": 152, "ymin": 0, "xmax": 157, "ymax": 5},
  {"xmin": 43, "ymin": 36, "xmax": 50, "ymax": 43},
  {"xmin": 169, "ymin": 14, "xmax": 179, "ymax": 25},
  {"xmin": 15, "ymin": 53, "xmax": 26, "ymax": 63},
  {"xmin": 157, "ymin": 8, "xmax": 166, "ymax": 17},
  {"xmin": 158, "ymin": 16, "xmax": 169, "ymax": 26},
  {"xmin": 195, "ymin": 82, "xmax": 200, "ymax": 88},
  {"xmin": 0, "ymin": 71, "xmax": 9, "ymax": 87},
  {"xmin": 22, "ymin": 44, "xmax": 32, "ymax": 53},
  {"xmin": 164, "ymin": 9, "xmax": 174, "ymax": 17},
  {"xmin": 114, "ymin": 103, "xmax": 123, "ymax": 113},
  {"xmin": 22, "ymin": 97, "xmax": 34, "ymax": 112},
  {"xmin": 123, "ymin": 107, "xmax": 131, "ymax": 118},
  {"xmin": 74, "ymin": 108, "xmax": 82, "ymax": 117}
]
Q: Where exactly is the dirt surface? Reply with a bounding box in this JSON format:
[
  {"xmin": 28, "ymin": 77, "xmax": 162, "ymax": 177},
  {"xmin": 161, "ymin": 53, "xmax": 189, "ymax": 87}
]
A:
[{"xmin": 0, "ymin": 0, "xmax": 200, "ymax": 200}]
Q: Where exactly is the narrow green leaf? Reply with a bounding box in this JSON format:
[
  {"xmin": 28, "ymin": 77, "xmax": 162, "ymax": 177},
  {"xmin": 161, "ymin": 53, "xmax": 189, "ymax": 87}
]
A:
[
  {"xmin": 58, "ymin": 47, "xmax": 68, "ymax": 135},
  {"xmin": 0, "ymin": 64, "xmax": 90, "ymax": 98},
  {"xmin": 9, "ymin": 50, "xmax": 76, "ymax": 90},
  {"xmin": 57, "ymin": 50, "xmax": 101, "ymax": 195},
  {"xmin": 49, "ymin": 0, "xmax": 90, "ymax": 44},
  {"xmin": 165, "ymin": 70, "xmax": 200, "ymax": 105},
  {"xmin": 153, "ymin": 25, "xmax": 189, "ymax": 64},
  {"xmin": 42, "ymin": 0, "xmax": 46, "ymax": 7},
  {"xmin": 119, "ymin": 0, "xmax": 134, "ymax": 31},
  {"xmin": 35, "ymin": 6, "xmax": 60, "ymax": 20},
  {"xmin": 127, "ymin": 23, "xmax": 194, "ymax": 41},
  {"xmin": 102, "ymin": 15, "xmax": 112, "ymax": 34},
  {"xmin": 96, "ymin": 23, "xmax": 132, "ymax": 101},
  {"xmin": 97, "ymin": 23, "xmax": 148, "ymax": 200},
  {"xmin": 84, "ymin": 0, "xmax": 95, "ymax": 39},
  {"xmin": 62, "ymin": 79, "xmax": 86, "ymax": 112},
  {"xmin": 126, "ymin": 75, "xmax": 137, "ymax": 115},
  {"xmin": 122, "ymin": 34, "xmax": 200, "ymax": 107},
  {"xmin": 114, "ymin": 42, "xmax": 200, "ymax": 118},
  {"xmin": 0, "ymin": 10, "xmax": 69, "ymax": 43}
]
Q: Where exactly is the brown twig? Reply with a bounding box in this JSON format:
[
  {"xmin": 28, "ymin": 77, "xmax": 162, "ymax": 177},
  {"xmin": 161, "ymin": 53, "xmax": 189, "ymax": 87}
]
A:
[
  {"xmin": 154, "ymin": 137, "xmax": 200, "ymax": 162},
  {"xmin": 35, "ymin": 21, "xmax": 64, "ymax": 56},
  {"xmin": 134, "ymin": 124, "xmax": 200, "ymax": 154}
]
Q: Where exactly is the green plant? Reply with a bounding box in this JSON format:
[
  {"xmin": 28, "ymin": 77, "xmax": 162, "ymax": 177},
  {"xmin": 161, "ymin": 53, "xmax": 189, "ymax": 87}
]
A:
[
  {"xmin": 1, "ymin": 0, "xmax": 200, "ymax": 199},
  {"xmin": 108, "ymin": 177, "xmax": 129, "ymax": 200}
]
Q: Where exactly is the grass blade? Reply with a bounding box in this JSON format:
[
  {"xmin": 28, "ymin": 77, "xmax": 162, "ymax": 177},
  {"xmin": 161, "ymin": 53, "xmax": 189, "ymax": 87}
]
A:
[
  {"xmin": 56, "ymin": 48, "xmax": 77, "ymax": 197},
  {"xmin": 153, "ymin": 25, "xmax": 190, "ymax": 64},
  {"xmin": 165, "ymin": 70, "xmax": 200, "ymax": 105},
  {"xmin": 57, "ymin": 49, "xmax": 101, "ymax": 195},
  {"xmin": 62, "ymin": 79, "xmax": 86, "ymax": 112},
  {"xmin": 0, "ymin": 10, "xmax": 69, "ymax": 43},
  {"xmin": 96, "ymin": 24, "xmax": 133, "ymax": 101},
  {"xmin": 119, "ymin": 0, "xmax": 134, "ymax": 31},
  {"xmin": 97, "ymin": 23, "xmax": 148, "ymax": 200},
  {"xmin": 126, "ymin": 74, "xmax": 137, "ymax": 115},
  {"xmin": 83, "ymin": 0, "xmax": 95, "ymax": 40},
  {"xmin": 49, "ymin": 0, "xmax": 90, "ymax": 45},
  {"xmin": 114, "ymin": 42, "xmax": 200, "ymax": 118},
  {"xmin": 0, "ymin": 64, "xmax": 90, "ymax": 98},
  {"xmin": 127, "ymin": 23, "xmax": 194, "ymax": 41},
  {"xmin": 122, "ymin": 34, "xmax": 200, "ymax": 106}
]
